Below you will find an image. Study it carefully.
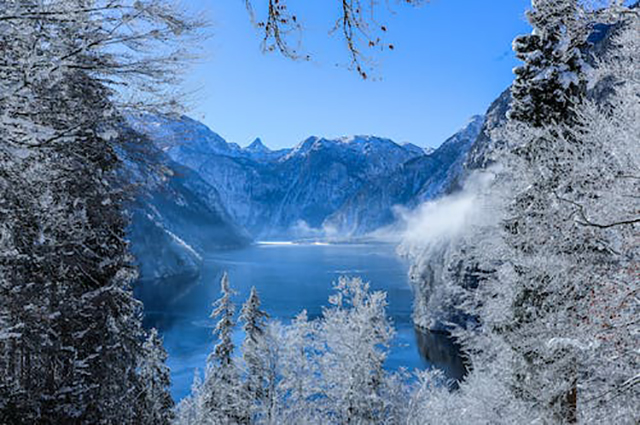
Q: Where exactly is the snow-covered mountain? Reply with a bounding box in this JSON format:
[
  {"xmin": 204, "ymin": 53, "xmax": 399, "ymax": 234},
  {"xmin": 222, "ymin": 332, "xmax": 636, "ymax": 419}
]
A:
[
  {"xmin": 130, "ymin": 115, "xmax": 430, "ymax": 238},
  {"xmin": 127, "ymin": 112, "xmax": 489, "ymax": 242},
  {"xmin": 324, "ymin": 115, "xmax": 485, "ymax": 236},
  {"xmin": 120, "ymin": 131, "xmax": 249, "ymax": 281},
  {"xmin": 272, "ymin": 135, "xmax": 427, "ymax": 236},
  {"xmin": 244, "ymin": 137, "xmax": 292, "ymax": 162}
]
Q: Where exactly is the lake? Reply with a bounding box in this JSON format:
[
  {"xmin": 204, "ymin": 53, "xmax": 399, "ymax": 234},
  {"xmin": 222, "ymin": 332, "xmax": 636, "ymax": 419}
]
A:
[{"xmin": 135, "ymin": 242, "xmax": 431, "ymax": 401}]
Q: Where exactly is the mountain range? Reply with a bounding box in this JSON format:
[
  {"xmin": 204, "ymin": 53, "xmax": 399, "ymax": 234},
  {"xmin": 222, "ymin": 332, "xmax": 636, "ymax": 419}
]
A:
[{"xmin": 125, "ymin": 111, "xmax": 491, "ymax": 280}]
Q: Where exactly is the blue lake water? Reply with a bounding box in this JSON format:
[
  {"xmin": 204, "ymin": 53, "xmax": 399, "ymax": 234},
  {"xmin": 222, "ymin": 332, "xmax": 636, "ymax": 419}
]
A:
[{"xmin": 135, "ymin": 242, "xmax": 430, "ymax": 401}]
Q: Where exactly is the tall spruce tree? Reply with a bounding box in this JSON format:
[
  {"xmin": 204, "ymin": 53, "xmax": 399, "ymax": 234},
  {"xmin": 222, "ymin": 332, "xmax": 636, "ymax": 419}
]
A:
[
  {"xmin": 509, "ymin": 0, "xmax": 590, "ymax": 126},
  {"xmin": 502, "ymin": 2, "xmax": 594, "ymax": 421},
  {"xmin": 463, "ymin": 3, "xmax": 636, "ymax": 423},
  {"xmin": 239, "ymin": 287, "xmax": 270, "ymax": 420},
  {"xmin": 201, "ymin": 272, "xmax": 248, "ymax": 424},
  {"xmin": 137, "ymin": 328, "xmax": 175, "ymax": 425}
]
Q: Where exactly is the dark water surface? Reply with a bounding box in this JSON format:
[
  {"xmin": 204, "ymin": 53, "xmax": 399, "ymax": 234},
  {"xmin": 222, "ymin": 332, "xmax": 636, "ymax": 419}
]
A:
[{"xmin": 135, "ymin": 242, "xmax": 431, "ymax": 400}]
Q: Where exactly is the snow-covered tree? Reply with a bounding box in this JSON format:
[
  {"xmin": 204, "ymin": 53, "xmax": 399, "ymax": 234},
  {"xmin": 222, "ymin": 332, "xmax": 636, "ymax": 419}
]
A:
[
  {"xmin": 137, "ymin": 328, "xmax": 175, "ymax": 425},
  {"xmin": 239, "ymin": 287, "xmax": 272, "ymax": 421},
  {"xmin": 399, "ymin": 5, "xmax": 637, "ymax": 424},
  {"xmin": 266, "ymin": 311, "xmax": 321, "ymax": 424},
  {"xmin": 174, "ymin": 370, "xmax": 207, "ymax": 425},
  {"xmin": 211, "ymin": 273, "xmax": 237, "ymax": 369},
  {"xmin": 477, "ymin": 12, "xmax": 636, "ymax": 425},
  {"xmin": 509, "ymin": 0, "xmax": 591, "ymax": 126},
  {"xmin": 200, "ymin": 272, "xmax": 248, "ymax": 424},
  {"xmin": 174, "ymin": 276, "xmax": 417, "ymax": 424},
  {"xmin": 0, "ymin": 0, "xmax": 200, "ymax": 421},
  {"xmin": 487, "ymin": 9, "xmax": 637, "ymax": 422},
  {"xmin": 316, "ymin": 277, "xmax": 397, "ymax": 423}
]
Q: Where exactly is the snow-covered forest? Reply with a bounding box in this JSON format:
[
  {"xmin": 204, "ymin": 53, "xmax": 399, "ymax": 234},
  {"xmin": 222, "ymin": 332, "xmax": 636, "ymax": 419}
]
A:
[{"xmin": 0, "ymin": 0, "xmax": 638, "ymax": 424}]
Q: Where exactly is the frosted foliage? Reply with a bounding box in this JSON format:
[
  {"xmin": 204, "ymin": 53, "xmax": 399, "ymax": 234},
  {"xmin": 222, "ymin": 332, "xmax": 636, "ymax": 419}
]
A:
[
  {"xmin": 239, "ymin": 287, "xmax": 273, "ymax": 422},
  {"xmin": 200, "ymin": 273, "xmax": 249, "ymax": 424},
  {"xmin": 177, "ymin": 12, "xmax": 636, "ymax": 425},
  {"xmin": 510, "ymin": 0, "xmax": 591, "ymax": 126},
  {"xmin": 0, "ymin": 0, "xmax": 197, "ymax": 421},
  {"xmin": 316, "ymin": 278, "xmax": 397, "ymax": 423},
  {"xmin": 175, "ymin": 276, "xmax": 424, "ymax": 425},
  {"xmin": 139, "ymin": 328, "xmax": 175, "ymax": 424},
  {"xmin": 402, "ymin": 12, "xmax": 638, "ymax": 424}
]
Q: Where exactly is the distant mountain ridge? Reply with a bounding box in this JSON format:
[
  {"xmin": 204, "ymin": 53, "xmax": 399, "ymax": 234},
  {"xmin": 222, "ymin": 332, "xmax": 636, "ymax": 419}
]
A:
[
  {"xmin": 325, "ymin": 115, "xmax": 485, "ymax": 236},
  {"xmin": 130, "ymin": 114, "xmax": 441, "ymax": 238}
]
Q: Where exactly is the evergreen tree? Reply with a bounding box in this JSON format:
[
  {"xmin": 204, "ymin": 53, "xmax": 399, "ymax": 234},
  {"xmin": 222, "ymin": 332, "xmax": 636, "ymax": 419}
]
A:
[
  {"xmin": 137, "ymin": 328, "xmax": 175, "ymax": 425},
  {"xmin": 239, "ymin": 287, "xmax": 270, "ymax": 420},
  {"xmin": 502, "ymin": 2, "xmax": 593, "ymax": 420},
  {"xmin": 509, "ymin": 0, "xmax": 590, "ymax": 127},
  {"xmin": 400, "ymin": 8, "xmax": 639, "ymax": 424},
  {"xmin": 210, "ymin": 273, "xmax": 237, "ymax": 371},
  {"xmin": 0, "ymin": 0, "xmax": 200, "ymax": 422},
  {"xmin": 174, "ymin": 370, "xmax": 207, "ymax": 425},
  {"xmin": 201, "ymin": 272, "xmax": 248, "ymax": 424}
]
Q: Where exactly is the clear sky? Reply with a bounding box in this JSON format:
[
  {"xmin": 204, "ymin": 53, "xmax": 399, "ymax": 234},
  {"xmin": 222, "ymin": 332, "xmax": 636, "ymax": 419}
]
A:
[{"xmin": 183, "ymin": 0, "xmax": 533, "ymax": 149}]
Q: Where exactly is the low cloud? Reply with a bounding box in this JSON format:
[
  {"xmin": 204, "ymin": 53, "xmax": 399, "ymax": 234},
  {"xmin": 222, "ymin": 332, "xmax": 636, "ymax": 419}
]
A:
[
  {"xmin": 397, "ymin": 170, "xmax": 497, "ymax": 256},
  {"xmin": 289, "ymin": 220, "xmax": 339, "ymax": 240}
]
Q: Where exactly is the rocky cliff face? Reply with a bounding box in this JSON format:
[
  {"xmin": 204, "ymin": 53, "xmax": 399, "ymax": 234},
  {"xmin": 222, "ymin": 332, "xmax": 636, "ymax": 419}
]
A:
[
  {"xmin": 121, "ymin": 132, "xmax": 249, "ymax": 281},
  {"xmin": 324, "ymin": 116, "xmax": 485, "ymax": 236}
]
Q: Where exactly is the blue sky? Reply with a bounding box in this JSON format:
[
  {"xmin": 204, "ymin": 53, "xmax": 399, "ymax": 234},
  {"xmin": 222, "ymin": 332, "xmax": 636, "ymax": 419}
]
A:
[{"xmin": 184, "ymin": 0, "xmax": 532, "ymax": 149}]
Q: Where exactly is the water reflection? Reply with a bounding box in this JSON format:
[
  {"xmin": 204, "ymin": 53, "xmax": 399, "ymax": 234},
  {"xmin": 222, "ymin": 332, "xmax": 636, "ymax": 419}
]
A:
[{"xmin": 414, "ymin": 326, "xmax": 469, "ymax": 384}]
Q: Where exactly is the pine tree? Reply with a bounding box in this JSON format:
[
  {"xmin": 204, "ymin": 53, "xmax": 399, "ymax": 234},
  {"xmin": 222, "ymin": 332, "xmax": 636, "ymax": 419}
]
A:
[
  {"xmin": 501, "ymin": 2, "xmax": 594, "ymax": 421},
  {"xmin": 0, "ymin": 0, "xmax": 200, "ymax": 422},
  {"xmin": 201, "ymin": 272, "xmax": 249, "ymax": 424},
  {"xmin": 211, "ymin": 273, "xmax": 237, "ymax": 371},
  {"xmin": 137, "ymin": 328, "xmax": 175, "ymax": 425},
  {"xmin": 509, "ymin": 0, "xmax": 590, "ymax": 127},
  {"xmin": 239, "ymin": 287, "xmax": 270, "ymax": 420},
  {"xmin": 174, "ymin": 370, "xmax": 207, "ymax": 425},
  {"xmin": 427, "ymin": 8, "xmax": 639, "ymax": 424}
]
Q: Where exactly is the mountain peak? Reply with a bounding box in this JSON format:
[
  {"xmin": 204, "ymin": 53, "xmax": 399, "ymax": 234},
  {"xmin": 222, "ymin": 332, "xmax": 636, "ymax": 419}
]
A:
[
  {"xmin": 440, "ymin": 115, "xmax": 485, "ymax": 149},
  {"xmin": 400, "ymin": 142, "xmax": 429, "ymax": 157},
  {"xmin": 246, "ymin": 137, "xmax": 270, "ymax": 153}
]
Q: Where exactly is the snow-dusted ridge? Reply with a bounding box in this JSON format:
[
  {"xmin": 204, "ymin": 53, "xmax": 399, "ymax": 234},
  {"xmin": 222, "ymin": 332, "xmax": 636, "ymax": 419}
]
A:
[
  {"xmin": 127, "ymin": 112, "xmax": 486, "ymax": 246},
  {"xmin": 130, "ymin": 116, "xmax": 450, "ymax": 239}
]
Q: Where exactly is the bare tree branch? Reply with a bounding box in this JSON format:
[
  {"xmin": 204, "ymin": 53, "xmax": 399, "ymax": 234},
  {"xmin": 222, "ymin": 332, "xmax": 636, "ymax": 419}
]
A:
[
  {"xmin": 244, "ymin": 0, "xmax": 425, "ymax": 79},
  {"xmin": 554, "ymin": 192, "xmax": 640, "ymax": 229}
]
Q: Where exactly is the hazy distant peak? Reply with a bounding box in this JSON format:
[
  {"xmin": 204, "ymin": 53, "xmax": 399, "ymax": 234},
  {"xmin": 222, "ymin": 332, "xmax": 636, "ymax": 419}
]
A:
[
  {"xmin": 464, "ymin": 115, "xmax": 485, "ymax": 132},
  {"xmin": 400, "ymin": 141, "xmax": 429, "ymax": 157},
  {"xmin": 337, "ymin": 135, "xmax": 385, "ymax": 143},
  {"xmin": 440, "ymin": 115, "xmax": 485, "ymax": 149},
  {"xmin": 246, "ymin": 137, "xmax": 271, "ymax": 153}
]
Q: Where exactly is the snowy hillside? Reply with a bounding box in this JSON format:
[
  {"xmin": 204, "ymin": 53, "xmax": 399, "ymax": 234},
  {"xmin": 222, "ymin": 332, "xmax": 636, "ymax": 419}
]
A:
[
  {"xmin": 325, "ymin": 115, "xmax": 485, "ymax": 236},
  {"xmin": 121, "ymin": 133, "xmax": 249, "ymax": 281}
]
